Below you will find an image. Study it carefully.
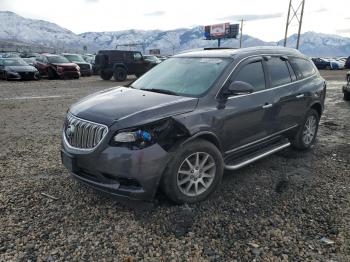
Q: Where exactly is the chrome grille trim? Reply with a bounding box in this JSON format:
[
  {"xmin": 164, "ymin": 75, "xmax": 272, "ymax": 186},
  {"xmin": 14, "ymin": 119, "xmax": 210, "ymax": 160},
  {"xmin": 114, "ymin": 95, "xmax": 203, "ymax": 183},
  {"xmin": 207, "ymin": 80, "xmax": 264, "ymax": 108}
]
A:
[{"xmin": 64, "ymin": 112, "xmax": 108, "ymax": 150}]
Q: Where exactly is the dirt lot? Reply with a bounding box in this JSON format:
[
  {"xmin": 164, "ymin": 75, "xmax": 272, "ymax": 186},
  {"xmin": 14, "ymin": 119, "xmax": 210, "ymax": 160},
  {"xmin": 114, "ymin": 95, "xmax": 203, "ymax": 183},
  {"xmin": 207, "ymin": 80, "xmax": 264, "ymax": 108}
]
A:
[{"xmin": 0, "ymin": 71, "xmax": 349, "ymax": 261}]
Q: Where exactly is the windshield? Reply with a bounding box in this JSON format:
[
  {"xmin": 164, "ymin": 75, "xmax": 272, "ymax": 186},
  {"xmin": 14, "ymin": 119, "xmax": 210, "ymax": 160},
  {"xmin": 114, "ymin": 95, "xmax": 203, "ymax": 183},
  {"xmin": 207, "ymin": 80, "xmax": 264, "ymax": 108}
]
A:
[
  {"xmin": 64, "ymin": 54, "xmax": 85, "ymax": 63},
  {"xmin": 3, "ymin": 58, "xmax": 28, "ymax": 66},
  {"xmin": 131, "ymin": 57, "xmax": 230, "ymax": 96},
  {"xmin": 144, "ymin": 56, "xmax": 159, "ymax": 62},
  {"xmin": 47, "ymin": 55, "xmax": 70, "ymax": 64}
]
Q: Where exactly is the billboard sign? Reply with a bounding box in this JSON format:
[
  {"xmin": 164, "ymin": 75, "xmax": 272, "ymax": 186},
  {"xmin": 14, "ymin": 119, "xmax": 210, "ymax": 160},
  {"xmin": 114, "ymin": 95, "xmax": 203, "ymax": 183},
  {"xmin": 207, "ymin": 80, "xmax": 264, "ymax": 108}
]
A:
[
  {"xmin": 210, "ymin": 23, "xmax": 229, "ymax": 37},
  {"xmin": 204, "ymin": 23, "xmax": 239, "ymax": 40}
]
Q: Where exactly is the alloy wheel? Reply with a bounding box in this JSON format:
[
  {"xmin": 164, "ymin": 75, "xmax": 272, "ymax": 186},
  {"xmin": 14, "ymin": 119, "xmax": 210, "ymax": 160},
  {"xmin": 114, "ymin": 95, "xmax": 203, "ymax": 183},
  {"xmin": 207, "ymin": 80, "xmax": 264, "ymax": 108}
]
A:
[
  {"xmin": 177, "ymin": 152, "xmax": 216, "ymax": 197},
  {"xmin": 302, "ymin": 115, "xmax": 317, "ymax": 145}
]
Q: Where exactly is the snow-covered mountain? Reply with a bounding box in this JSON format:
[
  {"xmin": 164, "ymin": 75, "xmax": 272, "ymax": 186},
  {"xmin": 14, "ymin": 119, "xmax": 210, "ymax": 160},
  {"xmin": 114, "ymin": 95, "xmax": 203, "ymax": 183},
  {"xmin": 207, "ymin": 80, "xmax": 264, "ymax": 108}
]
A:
[
  {"xmin": 0, "ymin": 11, "xmax": 94, "ymax": 52},
  {"xmin": 279, "ymin": 31, "xmax": 350, "ymax": 57},
  {"xmin": 79, "ymin": 27, "xmax": 275, "ymax": 55},
  {"xmin": 1, "ymin": 11, "xmax": 350, "ymax": 57}
]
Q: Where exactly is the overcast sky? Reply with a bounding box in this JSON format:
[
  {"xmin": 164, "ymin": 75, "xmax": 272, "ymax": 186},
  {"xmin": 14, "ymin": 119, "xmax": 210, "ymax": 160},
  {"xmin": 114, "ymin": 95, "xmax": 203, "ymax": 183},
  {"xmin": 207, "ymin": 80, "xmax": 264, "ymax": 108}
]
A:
[{"xmin": 1, "ymin": 0, "xmax": 349, "ymax": 41}]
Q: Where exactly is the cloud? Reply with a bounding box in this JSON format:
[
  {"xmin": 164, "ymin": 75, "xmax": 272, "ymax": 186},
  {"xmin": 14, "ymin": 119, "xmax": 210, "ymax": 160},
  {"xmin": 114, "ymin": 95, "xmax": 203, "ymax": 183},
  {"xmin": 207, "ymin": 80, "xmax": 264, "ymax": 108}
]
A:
[
  {"xmin": 84, "ymin": 0, "xmax": 98, "ymax": 2},
  {"xmin": 144, "ymin": 11, "xmax": 166, "ymax": 17},
  {"xmin": 336, "ymin": 28, "xmax": 350, "ymax": 34},
  {"xmin": 313, "ymin": 8, "xmax": 327, "ymax": 13},
  {"xmin": 218, "ymin": 13, "xmax": 283, "ymax": 22}
]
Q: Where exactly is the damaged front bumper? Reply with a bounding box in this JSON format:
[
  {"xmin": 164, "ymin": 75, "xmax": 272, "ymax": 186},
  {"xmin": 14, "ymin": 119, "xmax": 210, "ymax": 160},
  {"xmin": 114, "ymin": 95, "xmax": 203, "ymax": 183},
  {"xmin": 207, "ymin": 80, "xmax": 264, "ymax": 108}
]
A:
[
  {"xmin": 61, "ymin": 135, "xmax": 172, "ymax": 201},
  {"xmin": 342, "ymin": 84, "xmax": 350, "ymax": 94}
]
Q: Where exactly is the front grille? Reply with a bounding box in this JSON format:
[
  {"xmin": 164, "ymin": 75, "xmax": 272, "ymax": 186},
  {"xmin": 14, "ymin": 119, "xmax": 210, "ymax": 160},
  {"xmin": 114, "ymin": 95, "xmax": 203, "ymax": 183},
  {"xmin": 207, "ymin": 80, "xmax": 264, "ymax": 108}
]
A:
[
  {"xmin": 63, "ymin": 67, "xmax": 77, "ymax": 72},
  {"xmin": 79, "ymin": 64, "xmax": 90, "ymax": 70},
  {"xmin": 64, "ymin": 112, "xmax": 108, "ymax": 149},
  {"xmin": 19, "ymin": 72, "xmax": 34, "ymax": 79}
]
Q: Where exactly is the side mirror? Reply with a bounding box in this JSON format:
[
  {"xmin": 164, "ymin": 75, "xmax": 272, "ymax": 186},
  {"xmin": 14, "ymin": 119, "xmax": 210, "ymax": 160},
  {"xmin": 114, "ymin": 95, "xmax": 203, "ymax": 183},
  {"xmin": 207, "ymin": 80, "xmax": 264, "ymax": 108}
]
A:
[{"xmin": 224, "ymin": 81, "xmax": 254, "ymax": 96}]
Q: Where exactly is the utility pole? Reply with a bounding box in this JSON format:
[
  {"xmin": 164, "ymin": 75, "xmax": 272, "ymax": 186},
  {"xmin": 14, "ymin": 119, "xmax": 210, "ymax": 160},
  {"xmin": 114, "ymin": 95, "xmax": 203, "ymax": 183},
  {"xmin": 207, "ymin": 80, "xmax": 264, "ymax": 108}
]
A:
[
  {"xmin": 239, "ymin": 19, "xmax": 244, "ymax": 48},
  {"xmin": 296, "ymin": 0, "xmax": 305, "ymax": 49},
  {"xmin": 283, "ymin": 0, "xmax": 306, "ymax": 49}
]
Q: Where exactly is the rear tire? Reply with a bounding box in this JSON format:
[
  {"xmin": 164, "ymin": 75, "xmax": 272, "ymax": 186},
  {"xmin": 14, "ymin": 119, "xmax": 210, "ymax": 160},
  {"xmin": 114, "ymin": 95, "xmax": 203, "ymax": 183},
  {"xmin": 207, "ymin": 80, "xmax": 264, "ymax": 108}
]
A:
[
  {"xmin": 100, "ymin": 71, "xmax": 113, "ymax": 80},
  {"xmin": 161, "ymin": 139, "xmax": 224, "ymax": 204},
  {"xmin": 291, "ymin": 109, "xmax": 319, "ymax": 150},
  {"xmin": 343, "ymin": 91, "xmax": 350, "ymax": 101},
  {"xmin": 113, "ymin": 67, "xmax": 127, "ymax": 81}
]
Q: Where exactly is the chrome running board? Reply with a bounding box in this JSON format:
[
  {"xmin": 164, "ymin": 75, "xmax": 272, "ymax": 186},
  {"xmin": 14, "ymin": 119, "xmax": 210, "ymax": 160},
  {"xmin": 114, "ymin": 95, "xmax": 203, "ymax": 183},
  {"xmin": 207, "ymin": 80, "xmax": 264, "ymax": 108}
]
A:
[{"xmin": 224, "ymin": 141, "xmax": 290, "ymax": 170}]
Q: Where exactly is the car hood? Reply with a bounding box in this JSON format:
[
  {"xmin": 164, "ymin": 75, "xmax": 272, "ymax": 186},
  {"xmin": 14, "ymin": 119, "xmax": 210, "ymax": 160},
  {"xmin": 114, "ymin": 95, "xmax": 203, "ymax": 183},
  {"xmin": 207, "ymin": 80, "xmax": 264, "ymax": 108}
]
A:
[
  {"xmin": 51, "ymin": 63, "xmax": 77, "ymax": 67},
  {"xmin": 70, "ymin": 87, "xmax": 198, "ymax": 127},
  {"xmin": 72, "ymin": 61, "xmax": 89, "ymax": 65},
  {"xmin": 6, "ymin": 65, "xmax": 37, "ymax": 72}
]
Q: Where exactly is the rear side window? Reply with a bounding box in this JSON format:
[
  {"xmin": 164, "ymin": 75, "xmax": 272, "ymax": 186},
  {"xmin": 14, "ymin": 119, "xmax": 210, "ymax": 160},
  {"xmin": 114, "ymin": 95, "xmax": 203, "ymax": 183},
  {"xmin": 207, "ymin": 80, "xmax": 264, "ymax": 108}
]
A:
[
  {"xmin": 290, "ymin": 57, "xmax": 315, "ymax": 79},
  {"xmin": 234, "ymin": 61, "xmax": 266, "ymax": 91},
  {"xmin": 266, "ymin": 57, "xmax": 291, "ymax": 87}
]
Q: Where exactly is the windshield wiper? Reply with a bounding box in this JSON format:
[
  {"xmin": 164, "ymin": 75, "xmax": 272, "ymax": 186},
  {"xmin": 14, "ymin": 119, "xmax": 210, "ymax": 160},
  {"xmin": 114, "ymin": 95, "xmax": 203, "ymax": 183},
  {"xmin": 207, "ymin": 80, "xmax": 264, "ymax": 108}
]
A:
[{"xmin": 141, "ymin": 88, "xmax": 179, "ymax": 96}]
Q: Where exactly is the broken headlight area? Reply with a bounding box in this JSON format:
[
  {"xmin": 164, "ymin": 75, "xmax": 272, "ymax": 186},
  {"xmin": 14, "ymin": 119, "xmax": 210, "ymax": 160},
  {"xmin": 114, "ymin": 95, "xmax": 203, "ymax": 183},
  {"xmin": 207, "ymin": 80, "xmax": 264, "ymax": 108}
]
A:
[{"xmin": 110, "ymin": 118, "xmax": 188, "ymax": 150}]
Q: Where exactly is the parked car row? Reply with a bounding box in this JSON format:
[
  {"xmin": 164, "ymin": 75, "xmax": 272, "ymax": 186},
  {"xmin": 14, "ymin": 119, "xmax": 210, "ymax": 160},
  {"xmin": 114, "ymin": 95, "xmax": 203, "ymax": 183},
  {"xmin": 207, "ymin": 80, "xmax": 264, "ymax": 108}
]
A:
[
  {"xmin": 312, "ymin": 56, "xmax": 350, "ymax": 70},
  {"xmin": 0, "ymin": 52, "xmax": 95, "ymax": 80},
  {"xmin": 0, "ymin": 51, "xmax": 170, "ymax": 81}
]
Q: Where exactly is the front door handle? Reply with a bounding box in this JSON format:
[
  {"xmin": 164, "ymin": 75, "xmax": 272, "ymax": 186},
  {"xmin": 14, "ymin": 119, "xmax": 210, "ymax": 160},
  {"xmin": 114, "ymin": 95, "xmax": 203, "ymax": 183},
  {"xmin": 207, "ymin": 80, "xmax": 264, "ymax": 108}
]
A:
[
  {"xmin": 296, "ymin": 94, "xmax": 305, "ymax": 99},
  {"xmin": 262, "ymin": 103, "xmax": 273, "ymax": 109}
]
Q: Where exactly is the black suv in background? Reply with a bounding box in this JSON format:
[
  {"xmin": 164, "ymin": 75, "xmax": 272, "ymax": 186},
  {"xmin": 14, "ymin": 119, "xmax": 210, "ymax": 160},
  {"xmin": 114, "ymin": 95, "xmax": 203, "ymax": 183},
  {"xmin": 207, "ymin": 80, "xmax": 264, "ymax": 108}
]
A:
[
  {"xmin": 95, "ymin": 50, "xmax": 155, "ymax": 81},
  {"xmin": 61, "ymin": 47, "xmax": 326, "ymax": 204}
]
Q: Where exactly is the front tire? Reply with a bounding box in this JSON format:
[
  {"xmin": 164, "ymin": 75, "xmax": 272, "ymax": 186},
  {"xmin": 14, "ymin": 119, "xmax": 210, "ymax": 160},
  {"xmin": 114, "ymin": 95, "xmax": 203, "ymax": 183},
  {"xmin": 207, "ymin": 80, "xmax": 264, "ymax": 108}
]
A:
[
  {"xmin": 100, "ymin": 71, "xmax": 113, "ymax": 80},
  {"xmin": 161, "ymin": 139, "xmax": 224, "ymax": 204},
  {"xmin": 113, "ymin": 67, "xmax": 127, "ymax": 81},
  {"xmin": 48, "ymin": 68, "xmax": 56, "ymax": 80},
  {"xmin": 291, "ymin": 109, "xmax": 320, "ymax": 150},
  {"xmin": 343, "ymin": 91, "xmax": 350, "ymax": 101}
]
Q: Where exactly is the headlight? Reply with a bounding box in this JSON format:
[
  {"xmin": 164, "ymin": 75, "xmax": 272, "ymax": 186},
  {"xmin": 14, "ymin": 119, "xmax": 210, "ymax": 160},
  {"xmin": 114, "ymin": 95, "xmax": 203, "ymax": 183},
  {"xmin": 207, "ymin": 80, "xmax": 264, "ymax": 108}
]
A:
[
  {"xmin": 113, "ymin": 130, "xmax": 152, "ymax": 143},
  {"xmin": 76, "ymin": 65, "xmax": 80, "ymax": 70},
  {"xmin": 110, "ymin": 118, "xmax": 186, "ymax": 150}
]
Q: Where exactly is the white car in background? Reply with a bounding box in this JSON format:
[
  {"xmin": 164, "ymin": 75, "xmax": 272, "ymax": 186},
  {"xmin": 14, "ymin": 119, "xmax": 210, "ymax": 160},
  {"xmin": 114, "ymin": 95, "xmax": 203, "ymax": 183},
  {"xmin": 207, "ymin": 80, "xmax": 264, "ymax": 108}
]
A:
[{"xmin": 324, "ymin": 58, "xmax": 345, "ymax": 70}]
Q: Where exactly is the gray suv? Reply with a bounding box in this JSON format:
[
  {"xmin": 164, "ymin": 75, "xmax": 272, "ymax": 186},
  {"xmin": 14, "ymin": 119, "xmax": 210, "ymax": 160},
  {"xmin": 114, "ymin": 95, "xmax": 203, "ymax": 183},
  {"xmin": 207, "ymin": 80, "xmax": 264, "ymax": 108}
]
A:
[{"xmin": 61, "ymin": 47, "xmax": 326, "ymax": 204}]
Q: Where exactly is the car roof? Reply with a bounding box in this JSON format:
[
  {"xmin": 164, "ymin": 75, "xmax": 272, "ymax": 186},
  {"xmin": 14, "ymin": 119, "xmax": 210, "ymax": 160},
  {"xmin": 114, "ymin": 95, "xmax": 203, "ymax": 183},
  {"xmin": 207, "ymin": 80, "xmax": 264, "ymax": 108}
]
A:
[
  {"xmin": 62, "ymin": 53, "xmax": 81, "ymax": 55},
  {"xmin": 174, "ymin": 46, "xmax": 304, "ymax": 59}
]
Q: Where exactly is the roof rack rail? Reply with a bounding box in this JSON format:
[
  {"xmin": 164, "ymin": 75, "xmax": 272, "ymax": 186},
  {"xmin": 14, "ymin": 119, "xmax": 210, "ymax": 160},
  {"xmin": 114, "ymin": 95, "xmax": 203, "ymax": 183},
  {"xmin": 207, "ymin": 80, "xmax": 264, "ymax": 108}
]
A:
[{"xmin": 203, "ymin": 47, "xmax": 238, "ymax": 50}]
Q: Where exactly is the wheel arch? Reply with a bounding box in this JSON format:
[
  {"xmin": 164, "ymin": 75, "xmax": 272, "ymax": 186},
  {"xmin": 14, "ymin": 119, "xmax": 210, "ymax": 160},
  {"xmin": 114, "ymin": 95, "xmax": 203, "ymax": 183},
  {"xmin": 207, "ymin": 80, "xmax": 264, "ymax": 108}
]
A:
[
  {"xmin": 113, "ymin": 63, "xmax": 128, "ymax": 71},
  {"xmin": 310, "ymin": 102, "xmax": 323, "ymax": 118},
  {"xmin": 182, "ymin": 131, "xmax": 223, "ymax": 153}
]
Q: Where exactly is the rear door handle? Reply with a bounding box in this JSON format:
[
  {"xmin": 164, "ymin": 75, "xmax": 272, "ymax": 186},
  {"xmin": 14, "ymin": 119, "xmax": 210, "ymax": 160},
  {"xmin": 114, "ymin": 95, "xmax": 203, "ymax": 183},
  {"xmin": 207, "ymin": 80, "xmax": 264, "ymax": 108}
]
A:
[
  {"xmin": 296, "ymin": 94, "xmax": 304, "ymax": 99},
  {"xmin": 262, "ymin": 103, "xmax": 273, "ymax": 109}
]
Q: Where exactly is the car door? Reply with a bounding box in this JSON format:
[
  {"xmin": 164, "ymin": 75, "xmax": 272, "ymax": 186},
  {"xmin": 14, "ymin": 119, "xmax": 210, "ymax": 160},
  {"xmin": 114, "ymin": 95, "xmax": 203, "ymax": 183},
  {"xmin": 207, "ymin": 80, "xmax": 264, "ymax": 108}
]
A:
[
  {"xmin": 265, "ymin": 56, "xmax": 310, "ymax": 133},
  {"xmin": 218, "ymin": 56, "xmax": 275, "ymax": 152},
  {"xmin": 132, "ymin": 52, "xmax": 147, "ymax": 74}
]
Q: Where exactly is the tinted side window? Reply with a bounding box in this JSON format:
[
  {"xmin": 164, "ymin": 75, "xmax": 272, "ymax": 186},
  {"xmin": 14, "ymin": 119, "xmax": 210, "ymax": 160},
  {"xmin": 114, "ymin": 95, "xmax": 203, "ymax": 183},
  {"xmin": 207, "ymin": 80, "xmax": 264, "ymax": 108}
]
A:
[
  {"xmin": 234, "ymin": 61, "xmax": 266, "ymax": 91},
  {"xmin": 266, "ymin": 57, "xmax": 291, "ymax": 87},
  {"xmin": 290, "ymin": 58, "xmax": 315, "ymax": 79},
  {"xmin": 134, "ymin": 52, "xmax": 142, "ymax": 61}
]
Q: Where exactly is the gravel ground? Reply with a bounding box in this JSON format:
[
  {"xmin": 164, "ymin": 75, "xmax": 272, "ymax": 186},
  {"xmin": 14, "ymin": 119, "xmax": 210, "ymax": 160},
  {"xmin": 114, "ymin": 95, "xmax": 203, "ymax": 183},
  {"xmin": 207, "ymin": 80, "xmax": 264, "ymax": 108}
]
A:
[{"xmin": 0, "ymin": 71, "xmax": 349, "ymax": 261}]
